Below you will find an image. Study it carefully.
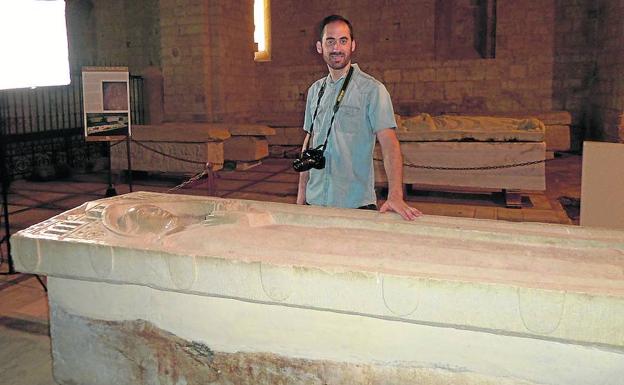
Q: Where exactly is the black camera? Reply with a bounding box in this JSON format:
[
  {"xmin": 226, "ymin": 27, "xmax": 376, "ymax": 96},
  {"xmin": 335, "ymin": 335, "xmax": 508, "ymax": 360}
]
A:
[{"xmin": 293, "ymin": 148, "xmax": 326, "ymax": 172}]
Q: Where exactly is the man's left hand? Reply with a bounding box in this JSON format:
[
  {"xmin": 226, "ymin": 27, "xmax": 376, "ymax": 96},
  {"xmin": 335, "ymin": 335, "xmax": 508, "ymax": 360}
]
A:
[{"xmin": 379, "ymin": 197, "xmax": 422, "ymax": 221}]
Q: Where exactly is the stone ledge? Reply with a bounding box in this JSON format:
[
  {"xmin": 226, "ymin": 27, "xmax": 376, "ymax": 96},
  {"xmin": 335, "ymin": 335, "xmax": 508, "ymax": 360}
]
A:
[{"xmin": 130, "ymin": 123, "xmax": 230, "ymax": 142}]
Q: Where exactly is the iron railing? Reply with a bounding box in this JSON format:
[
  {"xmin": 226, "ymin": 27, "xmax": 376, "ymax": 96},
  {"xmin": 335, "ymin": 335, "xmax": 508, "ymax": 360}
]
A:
[{"xmin": 0, "ymin": 73, "xmax": 144, "ymax": 179}]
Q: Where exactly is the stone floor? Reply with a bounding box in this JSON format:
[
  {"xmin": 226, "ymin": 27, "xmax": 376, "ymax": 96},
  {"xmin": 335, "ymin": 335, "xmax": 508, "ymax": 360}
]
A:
[{"xmin": 0, "ymin": 153, "xmax": 582, "ymax": 385}]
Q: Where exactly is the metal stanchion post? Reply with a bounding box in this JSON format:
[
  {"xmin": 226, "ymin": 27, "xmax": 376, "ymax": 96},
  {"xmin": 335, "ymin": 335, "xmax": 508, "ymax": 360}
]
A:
[
  {"xmin": 126, "ymin": 135, "xmax": 133, "ymax": 192},
  {"xmin": 105, "ymin": 142, "xmax": 117, "ymax": 197}
]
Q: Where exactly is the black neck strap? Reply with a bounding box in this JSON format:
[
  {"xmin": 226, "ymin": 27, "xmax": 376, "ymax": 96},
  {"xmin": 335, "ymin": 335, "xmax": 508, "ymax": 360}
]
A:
[{"xmin": 306, "ymin": 65, "xmax": 355, "ymax": 152}]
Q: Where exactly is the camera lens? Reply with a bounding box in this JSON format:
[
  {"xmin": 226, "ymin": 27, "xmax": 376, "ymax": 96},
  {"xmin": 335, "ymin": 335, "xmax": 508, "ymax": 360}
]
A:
[
  {"xmin": 292, "ymin": 149, "xmax": 325, "ymax": 172},
  {"xmin": 293, "ymin": 156, "xmax": 315, "ymax": 172}
]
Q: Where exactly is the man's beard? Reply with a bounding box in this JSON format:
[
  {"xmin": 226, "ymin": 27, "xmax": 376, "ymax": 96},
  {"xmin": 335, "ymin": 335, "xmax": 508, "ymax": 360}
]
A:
[{"xmin": 324, "ymin": 51, "xmax": 351, "ymax": 70}]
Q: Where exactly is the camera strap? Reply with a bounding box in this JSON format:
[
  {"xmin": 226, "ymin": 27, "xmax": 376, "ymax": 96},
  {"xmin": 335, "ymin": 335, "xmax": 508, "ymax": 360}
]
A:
[
  {"xmin": 306, "ymin": 65, "xmax": 354, "ymax": 152},
  {"xmin": 321, "ymin": 65, "xmax": 354, "ymax": 151},
  {"xmin": 305, "ymin": 79, "xmax": 327, "ymax": 150}
]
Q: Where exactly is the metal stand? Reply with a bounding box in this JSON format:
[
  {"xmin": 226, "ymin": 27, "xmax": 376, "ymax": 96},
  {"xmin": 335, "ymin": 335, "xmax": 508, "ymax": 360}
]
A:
[
  {"xmin": 126, "ymin": 135, "xmax": 133, "ymax": 192},
  {"xmin": 105, "ymin": 141, "xmax": 117, "ymax": 197}
]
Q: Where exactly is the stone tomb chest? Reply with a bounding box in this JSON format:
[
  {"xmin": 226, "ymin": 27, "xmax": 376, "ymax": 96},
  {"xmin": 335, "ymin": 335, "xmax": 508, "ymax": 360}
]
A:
[
  {"xmin": 12, "ymin": 192, "xmax": 624, "ymax": 385},
  {"xmin": 111, "ymin": 123, "xmax": 275, "ymax": 174},
  {"xmin": 374, "ymin": 114, "xmax": 547, "ymax": 195}
]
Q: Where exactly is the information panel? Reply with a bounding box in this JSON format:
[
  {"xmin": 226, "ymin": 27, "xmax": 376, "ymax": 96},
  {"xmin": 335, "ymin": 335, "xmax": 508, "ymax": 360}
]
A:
[{"xmin": 82, "ymin": 67, "xmax": 131, "ymax": 142}]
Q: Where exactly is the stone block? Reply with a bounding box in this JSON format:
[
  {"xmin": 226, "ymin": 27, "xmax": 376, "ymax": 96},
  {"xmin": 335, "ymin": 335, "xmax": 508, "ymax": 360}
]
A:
[
  {"xmin": 375, "ymin": 141, "xmax": 546, "ymax": 190},
  {"xmin": 224, "ymin": 124, "xmax": 275, "ymax": 136},
  {"xmin": 129, "ymin": 123, "xmax": 230, "ymax": 142},
  {"xmin": 111, "ymin": 139, "xmax": 224, "ymax": 173},
  {"xmin": 267, "ymin": 126, "xmax": 306, "ymax": 146},
  {"xmin": 224, "ymin": 136, "xmax": 269, "ymax": 161},
  {"xmin": 11, "ymin": 192, "xmax": 624, "ymax": 385},
  {"xmin": 110, "ymin": 123, "xmax": 228, "ymax": 173},
  {"xmin": 544, "ymin": 124, "xmax": 571, "ymax": 151}
]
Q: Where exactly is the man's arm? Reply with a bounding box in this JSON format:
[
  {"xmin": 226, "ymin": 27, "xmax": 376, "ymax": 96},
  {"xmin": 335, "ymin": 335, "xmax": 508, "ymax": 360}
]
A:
[
  {"xmin": 296, "ymin": 133, "xmax": 311, "ymax": 205},
  {"xmin": 376, "ymin": 128, "xmax": 422, "ymax": 220}
]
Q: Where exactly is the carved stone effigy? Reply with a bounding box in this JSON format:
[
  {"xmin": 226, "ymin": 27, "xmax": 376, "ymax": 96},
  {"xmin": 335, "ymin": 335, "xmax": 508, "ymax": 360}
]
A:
[
  {"xmin": 12, "ymin": 192, "xmax": 624, "ymax": 385},
  {"xmin": 396, "ymin": 113, "xmax": 546, "ymax": 142},
  {"xmin": 375, "ymin": 114, "xmax": 546, "ymax": 191}
]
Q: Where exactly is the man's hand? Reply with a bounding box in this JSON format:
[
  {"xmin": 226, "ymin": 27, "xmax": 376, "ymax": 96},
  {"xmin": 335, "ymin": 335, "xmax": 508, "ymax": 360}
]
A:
[
  {"xmin": 380, "ymin": 195, "xmax": 422, "ymax": 221},
  {"xmin": 376, "ymin": 128, "xmax": 422, "ymax": 221}
]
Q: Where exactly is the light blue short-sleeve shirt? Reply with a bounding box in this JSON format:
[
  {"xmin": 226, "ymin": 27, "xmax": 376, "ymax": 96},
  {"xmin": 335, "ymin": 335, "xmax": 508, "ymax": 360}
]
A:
[{"xmin": 303, "ymin": 64, "xmax": 397, "ymax": 208}]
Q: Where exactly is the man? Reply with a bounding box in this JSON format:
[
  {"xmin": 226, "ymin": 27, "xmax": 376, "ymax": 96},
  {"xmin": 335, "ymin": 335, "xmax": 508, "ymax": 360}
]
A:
[{"xmin": 296, "ymin": 15, "xmax": 422, "ymax": 221}]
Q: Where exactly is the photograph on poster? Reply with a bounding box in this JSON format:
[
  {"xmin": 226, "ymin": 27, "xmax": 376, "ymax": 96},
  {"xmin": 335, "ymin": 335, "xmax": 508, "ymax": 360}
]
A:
[
  {"xmin": 102, "ymin": 81, "xmax": 129, "ymax": 111},
  {"xmin": 86, "ymin": 112, "xmax": 129, "ymax": 137}
]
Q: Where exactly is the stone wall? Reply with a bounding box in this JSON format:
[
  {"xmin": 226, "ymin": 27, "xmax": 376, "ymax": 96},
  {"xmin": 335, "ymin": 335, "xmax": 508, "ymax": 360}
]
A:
[
  {"xmin": 591, "ymin": 0, "xmax": 624, "ymax": 142},
  {"xmin": 206, "ymin": 1, "xmax": 257, "ymax": 123},
  {"xmin": 159, "ymin": 0, "xmax": 256, "ymax": 122},
  {"xmin": 552, "ymin": 1, "xmax": 597, "ymax": 121},
  {"xmin": 66, "ymin": 0, "xmax": 160, "ymax": 73},
  {"xmin": 159, "ymin": 0, "xmax": 210, "ymax": 122},
  {"xmin": 62, "ymin": 0, "xmax": 624, "ymax": 141},
  {"xmin": 255, "ymin": 0, "xmax": 556, "ymax": 125}
]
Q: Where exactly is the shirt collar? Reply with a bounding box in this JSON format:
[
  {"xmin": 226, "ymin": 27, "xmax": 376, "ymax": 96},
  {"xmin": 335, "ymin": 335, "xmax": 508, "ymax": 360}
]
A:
[{"xmin": 326, "ymin": 63, "xmax": 359, "ymax": 85}]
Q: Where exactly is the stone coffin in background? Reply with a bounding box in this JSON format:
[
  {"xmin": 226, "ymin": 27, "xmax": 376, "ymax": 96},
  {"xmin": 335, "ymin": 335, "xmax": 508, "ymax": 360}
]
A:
[
  {"xmin": 502, "ymin": 111, "xmax": 572, "ymax": 153},
  {"xmin": 111, "ymin": 123, "xmax": 276, "ymax": 174},
  {"xmin": 376, "ymin": 114, "xmax": 546, "ymax": 191},
  {"xmin": 111, "ymin": 123, "xmax": 230, "ymax": 173},
  {"xmin": 222, "ymin": 124, "xmax": 275, "ymax": 163},
  {"xmin": 267, "ymin": 126, "xmax": 306, "ymax": 146},
  {"xmin": 11, "ymin": 192, "xmax": 624, "ymax": 385}
]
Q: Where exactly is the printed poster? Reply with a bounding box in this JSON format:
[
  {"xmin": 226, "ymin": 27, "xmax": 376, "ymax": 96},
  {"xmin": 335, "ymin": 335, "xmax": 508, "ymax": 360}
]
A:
[{"xmin": 82, "ymin": 67, "xmax": 131, "ymax": 141}]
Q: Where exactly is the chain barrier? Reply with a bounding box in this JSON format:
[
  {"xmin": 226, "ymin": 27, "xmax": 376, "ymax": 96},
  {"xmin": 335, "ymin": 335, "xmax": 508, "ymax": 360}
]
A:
[
  {"xmin": 374, "ymin": 157, "xmax": 551, "ymax": 171},
  {"xmin": 167, "ymin": 164, "xmax": 216, "ymax": 194},
  {"xmin": 116, "ymin": 138, "xmax": 222, "ymax": 195},
  {"xmin": 131, "ymin": 139, "xmax": 221, "ymax": 166}
]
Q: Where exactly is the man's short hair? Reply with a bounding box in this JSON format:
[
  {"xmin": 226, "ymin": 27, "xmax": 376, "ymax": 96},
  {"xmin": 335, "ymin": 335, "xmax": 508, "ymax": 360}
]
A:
[{"xmin": 319, "ymin": 15, "xmax": 354, "ymax": 41}]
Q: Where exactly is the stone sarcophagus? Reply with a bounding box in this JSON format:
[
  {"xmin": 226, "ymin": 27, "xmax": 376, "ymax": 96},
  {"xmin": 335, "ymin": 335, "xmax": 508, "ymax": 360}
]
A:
[
  {"xmin": 12, "ymin": 192, "xmax": 624, "ymax": 385},
  {"xmin": 375, "ymin": 114, "xmax": 547, "ymax": 192}
]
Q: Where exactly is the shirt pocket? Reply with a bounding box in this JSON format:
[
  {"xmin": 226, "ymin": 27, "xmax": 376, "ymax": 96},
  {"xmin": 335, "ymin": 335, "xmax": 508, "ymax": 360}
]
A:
[{"xmin": 338, "ymin": 104, "xmax": 362, "ymax": 134}]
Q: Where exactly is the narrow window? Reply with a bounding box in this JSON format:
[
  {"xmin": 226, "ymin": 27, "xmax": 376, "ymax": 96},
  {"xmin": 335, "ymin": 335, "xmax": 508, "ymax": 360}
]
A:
[
  {"xmin": 434, "ymin": 0, "xmax": 496, "ymax": 60},
  {"xmin": 254, "ymin": 0, "xmax": 271, "ymax": 61}
]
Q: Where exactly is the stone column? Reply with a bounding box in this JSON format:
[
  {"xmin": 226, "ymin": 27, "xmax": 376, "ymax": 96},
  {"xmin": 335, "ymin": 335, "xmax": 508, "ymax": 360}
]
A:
[{"xmin": 159, "ymin": 0, "xmax": 256, "ymax": 123}]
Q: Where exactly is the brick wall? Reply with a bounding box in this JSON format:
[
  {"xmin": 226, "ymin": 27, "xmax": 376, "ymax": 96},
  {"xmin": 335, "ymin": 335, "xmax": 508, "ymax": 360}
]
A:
[
  {"xmin": 591, "ymin": 0, "xmax": 624, "ymax": 142},
  {"xmin": 255, "ymin": 0, "xmax": 557, "ymax": 126}
]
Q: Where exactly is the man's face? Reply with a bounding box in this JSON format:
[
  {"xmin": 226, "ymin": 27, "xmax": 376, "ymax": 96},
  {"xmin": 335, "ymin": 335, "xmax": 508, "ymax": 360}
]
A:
[{"xmin": 316, "ymin": 21, "xmax": 355, "ymax": 70}]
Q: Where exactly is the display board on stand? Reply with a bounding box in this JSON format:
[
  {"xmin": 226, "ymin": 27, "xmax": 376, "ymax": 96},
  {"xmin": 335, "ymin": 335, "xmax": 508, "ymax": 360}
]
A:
[{"xmin": 82, "ymin": 67, "xmax": 131, "ymax": 142}]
